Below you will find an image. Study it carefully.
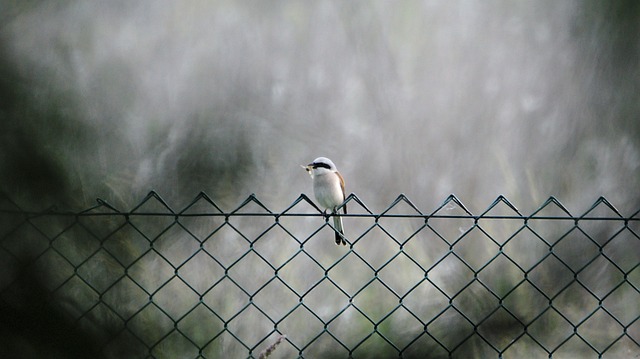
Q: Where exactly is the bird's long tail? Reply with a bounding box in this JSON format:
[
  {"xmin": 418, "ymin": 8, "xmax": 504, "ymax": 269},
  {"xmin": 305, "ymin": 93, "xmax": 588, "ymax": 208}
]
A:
[{"xmin": 333, "ymin": 208, "xmax": 346, "ymax": 246}]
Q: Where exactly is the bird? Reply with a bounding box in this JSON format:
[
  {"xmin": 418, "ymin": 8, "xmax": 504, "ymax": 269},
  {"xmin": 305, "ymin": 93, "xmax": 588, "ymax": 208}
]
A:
[{"xmin": 302, "ymin": 157, "xmax": 347, "ymax": 245}]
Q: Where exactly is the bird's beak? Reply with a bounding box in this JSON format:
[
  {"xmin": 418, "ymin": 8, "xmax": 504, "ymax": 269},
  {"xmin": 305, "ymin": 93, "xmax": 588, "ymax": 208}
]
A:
[{"xmin": 301, "ymin": 164, "xmax": 313, "ymax": 176}]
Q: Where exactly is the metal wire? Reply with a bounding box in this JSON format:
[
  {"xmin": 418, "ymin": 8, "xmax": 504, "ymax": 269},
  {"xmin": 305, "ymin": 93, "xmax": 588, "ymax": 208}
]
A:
[{"xmin": 0, "ymin": 192, "xmax": 638, "ymax": 358}]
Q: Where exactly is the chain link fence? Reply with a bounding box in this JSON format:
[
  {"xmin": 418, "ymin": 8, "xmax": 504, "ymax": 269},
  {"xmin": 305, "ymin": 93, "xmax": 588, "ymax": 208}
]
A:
[{"xmin": 0, "ymin": 192, "xmax": 639, "ymax": 358}]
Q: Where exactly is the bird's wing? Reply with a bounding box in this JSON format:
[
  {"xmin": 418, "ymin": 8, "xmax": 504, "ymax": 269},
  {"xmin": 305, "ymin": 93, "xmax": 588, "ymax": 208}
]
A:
[{"xmin": 336, "ymin": 171, "xmax": 347, "ymax": 214}]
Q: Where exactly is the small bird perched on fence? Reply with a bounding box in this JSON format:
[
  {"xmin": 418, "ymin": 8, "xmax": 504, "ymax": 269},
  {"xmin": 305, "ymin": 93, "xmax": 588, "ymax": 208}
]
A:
[{"xmin": 302, "ymin": 157, "xmax": 347, "ymax": 245}]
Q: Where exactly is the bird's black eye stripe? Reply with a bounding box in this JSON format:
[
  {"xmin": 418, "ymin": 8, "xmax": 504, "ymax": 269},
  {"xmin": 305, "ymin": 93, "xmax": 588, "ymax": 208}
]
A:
[{"xmin": 312, "ymin": 162, "xmax": 331, "ymax": 169}]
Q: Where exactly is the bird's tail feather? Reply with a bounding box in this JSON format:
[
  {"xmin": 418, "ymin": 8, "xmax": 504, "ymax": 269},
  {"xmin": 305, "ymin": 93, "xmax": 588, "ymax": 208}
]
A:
[{"xmin": 333, "ymin": 214, "xmax": 346, "ymax": 245}]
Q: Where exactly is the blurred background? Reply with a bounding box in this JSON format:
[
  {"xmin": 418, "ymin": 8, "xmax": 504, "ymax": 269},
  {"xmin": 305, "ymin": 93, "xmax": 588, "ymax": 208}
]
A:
[
  {"xmin": 1, "ymin": 1, "xmax": 639, "ymax": 358},
  {"xmin": 1, "ymin": 0, "xmax": 639, "ymax": 214}
]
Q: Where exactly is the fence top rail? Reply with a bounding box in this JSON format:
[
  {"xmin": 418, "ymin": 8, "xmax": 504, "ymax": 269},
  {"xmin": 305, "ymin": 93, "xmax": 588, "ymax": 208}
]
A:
[
  {"xmin": 2, "ymin": 212, "xmax": 637, "ymax": 224},
  {"xmin": 1, "ymin": 191, "xmax": 639, "ymax": 221}
]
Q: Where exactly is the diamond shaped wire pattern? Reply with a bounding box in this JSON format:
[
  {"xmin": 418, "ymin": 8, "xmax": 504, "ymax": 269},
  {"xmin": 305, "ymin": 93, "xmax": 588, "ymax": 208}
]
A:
[
  {"xmin": 151, "ymin": 331, "xmax": 199, "ymax": 359},
  {"xmin": 578, "ymin": 308, "xmax": 625, "ymax": 354},
  {"xmin": 102, "ymin": 277, "xmax": 149, "ymax": 319},
  {"xmin": 127, "ymin": 303, "xmax": 175, "ymax": 347},
  {"xmin": 178, "ymin": 303, "xmax": 225, "ymax": 348},
  {"xmin": 77, "ymin": 249, "xmax": 124, "ymax": 293},
  {"xmin": 527, "ymin": 308, "xmax": 574, "ymax": 351},
  {"xmin": 278, "ymin": 305, "xmax": 325, "ymax": 349},
  {"xmin": 0, "ymin": 193, "xmax": 639, "ymax": 358},
  {"xmin": 202, "ymin": 278, "xmax": 249, "ymax": 322},
  {"xmin": 152, "ymin": 277, "xmax": 200, "ymax": 320}
]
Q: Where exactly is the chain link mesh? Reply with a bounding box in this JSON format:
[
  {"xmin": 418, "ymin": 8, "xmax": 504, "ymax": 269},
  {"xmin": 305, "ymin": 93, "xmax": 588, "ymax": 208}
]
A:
[{"xmin": 1, "ymin": 192, "xmax": 639, "ymax": 358}]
